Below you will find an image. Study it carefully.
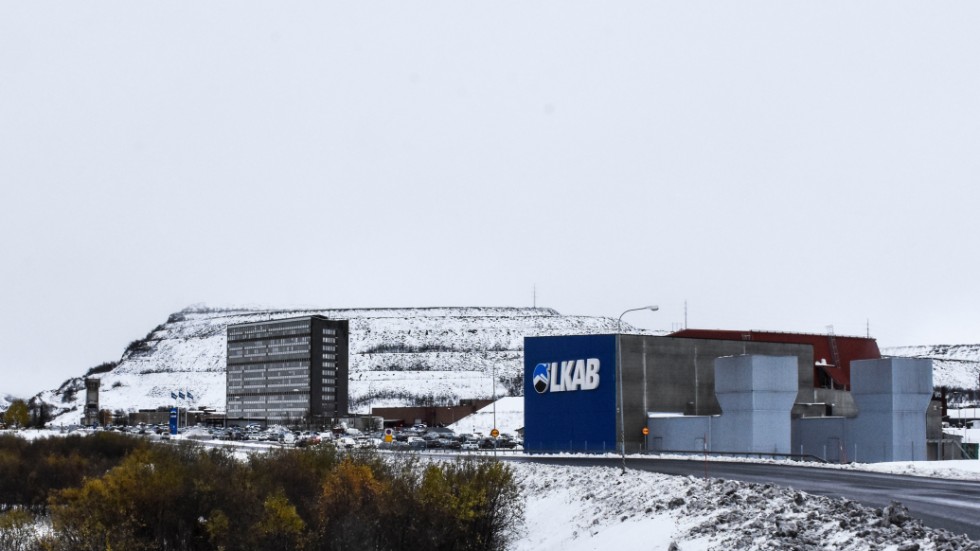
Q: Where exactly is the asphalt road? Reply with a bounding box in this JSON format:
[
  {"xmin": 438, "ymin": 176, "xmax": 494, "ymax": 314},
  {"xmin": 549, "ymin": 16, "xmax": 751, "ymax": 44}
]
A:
[{"xmin": 512, "ymin": 455, "xmax": 980, "ymax": 540}]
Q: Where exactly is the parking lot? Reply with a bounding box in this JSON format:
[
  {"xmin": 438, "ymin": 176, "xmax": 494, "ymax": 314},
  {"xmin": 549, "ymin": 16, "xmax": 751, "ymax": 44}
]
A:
[{"xmin": 64, "ymin": 422, "xmax": 524, "ymax": 453}]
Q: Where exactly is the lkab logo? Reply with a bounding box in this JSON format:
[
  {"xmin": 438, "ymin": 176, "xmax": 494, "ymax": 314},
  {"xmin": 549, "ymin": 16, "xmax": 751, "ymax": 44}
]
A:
[{"xmin": 532, "ymin": 358, "xmax": 601, "ymax": 394}]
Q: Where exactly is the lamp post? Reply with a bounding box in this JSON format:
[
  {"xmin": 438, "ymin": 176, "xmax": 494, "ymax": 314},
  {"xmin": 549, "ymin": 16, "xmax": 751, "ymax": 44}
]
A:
[{"xmin": 617, "ymin": 305, "xmax": 659, "ymax": 474}]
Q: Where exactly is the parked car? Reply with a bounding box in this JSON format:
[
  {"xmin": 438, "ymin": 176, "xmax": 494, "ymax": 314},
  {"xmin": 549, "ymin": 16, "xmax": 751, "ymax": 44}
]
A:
[{"xmin": 461, "ymin": 441, "xmax": 480, "ymax": 451}]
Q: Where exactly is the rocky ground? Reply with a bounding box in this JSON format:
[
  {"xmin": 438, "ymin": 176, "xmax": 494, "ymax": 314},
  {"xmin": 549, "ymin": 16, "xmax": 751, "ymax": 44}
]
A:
[{"xmin": 512, "ymin": 463, "xmax": 980, "ymax": 551}]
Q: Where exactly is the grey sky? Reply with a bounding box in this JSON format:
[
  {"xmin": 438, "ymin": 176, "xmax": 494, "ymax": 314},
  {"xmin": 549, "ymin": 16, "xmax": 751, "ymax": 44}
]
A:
[{"xmin": 2, "ymin": 2, "xmax": 978, "ymax": 398}]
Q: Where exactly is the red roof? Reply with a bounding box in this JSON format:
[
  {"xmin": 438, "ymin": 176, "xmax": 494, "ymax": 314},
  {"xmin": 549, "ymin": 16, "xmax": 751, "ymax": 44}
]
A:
[{"xmin": 668, "ymin": 329, "xmax": 882, "ymax": 390}]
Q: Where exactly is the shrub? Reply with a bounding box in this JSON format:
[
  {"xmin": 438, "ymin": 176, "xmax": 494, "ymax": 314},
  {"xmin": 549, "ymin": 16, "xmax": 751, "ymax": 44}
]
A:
[
  {"xmin": 84, "ymin": 362, "xmax": 117, "ymax": 377},
  {"xmin": 36, "ymin": 440, "xmax": 522, "ymax": 551},
  {"xmin": 0, "ymin": 509, "xmax": 43, "ymax": 551},
  {"xmin": 124, "ymin": 339, "xmax": 152, "ymax": 356}
]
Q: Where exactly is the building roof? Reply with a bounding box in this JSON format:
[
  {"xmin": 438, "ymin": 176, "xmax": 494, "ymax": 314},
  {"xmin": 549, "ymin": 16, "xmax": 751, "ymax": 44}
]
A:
[{"xmin": 669, "ymin": 329, "xmax": 881, "ymax": 390}]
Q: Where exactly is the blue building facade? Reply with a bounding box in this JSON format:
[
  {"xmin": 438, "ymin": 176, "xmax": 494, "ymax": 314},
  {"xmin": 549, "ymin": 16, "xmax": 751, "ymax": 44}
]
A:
[{"xmin": 523, "ymin": 334, "xmax": 618, "ymax": 452}]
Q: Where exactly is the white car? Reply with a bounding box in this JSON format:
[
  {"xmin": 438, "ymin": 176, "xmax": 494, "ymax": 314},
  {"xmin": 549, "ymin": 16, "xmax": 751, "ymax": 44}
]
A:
[{"xmin": 461, "ymin": 441, "xmax": 480, "ymax": 451}]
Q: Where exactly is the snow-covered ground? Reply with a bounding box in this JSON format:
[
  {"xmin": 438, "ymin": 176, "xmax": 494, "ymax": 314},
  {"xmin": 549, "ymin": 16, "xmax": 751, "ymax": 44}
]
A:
[
  {"xmin": 447, "ymin": 396, "xmax": 524, "ymax": 437},
  {"xmin": 512, "ymin": 461, "xmax": 980, "ymax": 551}
]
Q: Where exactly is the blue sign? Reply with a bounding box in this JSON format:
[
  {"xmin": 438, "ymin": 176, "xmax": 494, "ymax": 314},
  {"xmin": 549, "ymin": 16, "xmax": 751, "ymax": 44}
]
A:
[
  {"xmin": 169, "ymin": 407, "xmax": 178, "ymax": 435},
  {"xmin": 524, "ymin": 334, "xmax": 617, "ymax": 453}
]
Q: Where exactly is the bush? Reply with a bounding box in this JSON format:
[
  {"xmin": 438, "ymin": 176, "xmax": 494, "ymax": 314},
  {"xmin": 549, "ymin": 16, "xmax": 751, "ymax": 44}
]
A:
[
  {"xmin": 84, "ymin": 362, "xmax": 117, "ymax": 377},
  {"xmin": 124, "ymin": 339, "xmax": 152, "ymax": 355},
  {"xmin": 0, "ymin": 509, "xmax": 44, "ymax": 551},
  {"xmin": 0, "ymin": 436, "xmax": 523, "ymax": 551},
  {"xmin": 0, "ymin": 432, "xmax": 148, "ymax": 514}
]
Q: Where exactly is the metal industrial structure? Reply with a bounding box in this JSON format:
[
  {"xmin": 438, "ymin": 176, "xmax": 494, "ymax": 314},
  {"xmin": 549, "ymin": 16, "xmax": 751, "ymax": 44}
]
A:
[
  {"xmin": 226, "ymin": 316, "xmax": 349, "ymax": 425},
  {"xmin": 523, "ymin": 331, "xmax": 933, "ymax": 463},
  {"xmin": 669, "ymin": 329, "xmax": 882, "ymax": 391},
  {"xmin": 81, "ymin": 377, "xmax": 100, "ymax": 426}
]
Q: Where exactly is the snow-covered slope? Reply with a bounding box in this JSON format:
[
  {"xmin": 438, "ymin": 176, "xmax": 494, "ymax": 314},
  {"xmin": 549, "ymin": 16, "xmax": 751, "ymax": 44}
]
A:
[
  {"xmin": 883, "ymin": 344, "xmax": 980, "ymax": 389},
  {"xmin": 37, "ymin": 306, "xmax": 627, "ymax": 424},
  {"xmin": 447, "ymin": 396, "xmax": 524, "ymax": 437},
  {"xmin": 513, "ymin": 462, "xmax": 979, "ymax": 550}
]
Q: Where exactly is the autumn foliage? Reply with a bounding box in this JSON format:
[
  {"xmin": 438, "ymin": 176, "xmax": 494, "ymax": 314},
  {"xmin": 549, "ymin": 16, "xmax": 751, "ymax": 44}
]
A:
[{"xmin": 0, "ymin": 435, "xmax": 522, "ymax": 551}]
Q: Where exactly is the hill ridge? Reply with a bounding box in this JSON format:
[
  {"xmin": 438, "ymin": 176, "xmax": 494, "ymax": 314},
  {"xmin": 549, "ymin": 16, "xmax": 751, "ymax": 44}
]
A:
[{"xmin": 34, "ymin": 305, "xmax": 624, "ymax": 424}]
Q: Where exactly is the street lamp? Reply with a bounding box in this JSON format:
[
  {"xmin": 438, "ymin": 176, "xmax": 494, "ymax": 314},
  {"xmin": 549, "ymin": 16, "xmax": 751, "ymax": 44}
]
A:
[{"xmin": 617, "ymin": 305, "xmax": 659, "ymax": 474}]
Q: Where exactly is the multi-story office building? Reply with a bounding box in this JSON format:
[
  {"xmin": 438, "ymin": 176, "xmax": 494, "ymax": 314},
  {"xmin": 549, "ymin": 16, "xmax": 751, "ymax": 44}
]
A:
[{"xmin": 226, "ymin": 316, "xmax": 349, "ymax": 424}]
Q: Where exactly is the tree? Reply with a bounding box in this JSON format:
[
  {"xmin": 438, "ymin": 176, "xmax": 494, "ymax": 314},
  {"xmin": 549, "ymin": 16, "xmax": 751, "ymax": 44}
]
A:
[
  {"xmin": 4, "ymin": 400, "xmax": 29, "ymax": 429},
  {"xmin": 251, "ymin": 492, "xmax": 306, "ymax": 551}
]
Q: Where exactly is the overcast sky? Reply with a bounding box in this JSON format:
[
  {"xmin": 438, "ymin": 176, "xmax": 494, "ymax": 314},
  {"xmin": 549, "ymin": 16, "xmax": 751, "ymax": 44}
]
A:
[{"xmin": 2, "ymin": 2, "xmax": 978, "ymax": 398}]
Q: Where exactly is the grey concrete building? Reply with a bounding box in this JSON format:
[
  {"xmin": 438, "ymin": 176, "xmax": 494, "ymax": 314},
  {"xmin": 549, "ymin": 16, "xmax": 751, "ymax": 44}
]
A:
[
  {"xmin": 647, "ymin": 355, "xmax": 800, "ymax": 455},
  {"xmin": 524, "ymin": 334, "xmax": 815, "ymax": 454},
  {"xmin": 525, "ymin": 333, "xmax": 934, "ymax": 462},
  {"xmin": 617, "ymin": 335, "xmax": 815, "ymax": 453},
  {"xmin": 646, "ymin": 355, "xmax": 933, "ymax": 463},
  {"xmin": 226, "ymin": 316, "xmax": 349, "ymax": 424},
  {"xmin": 793, "ymin": 357, "xmax": 933, "ymax": 462}
]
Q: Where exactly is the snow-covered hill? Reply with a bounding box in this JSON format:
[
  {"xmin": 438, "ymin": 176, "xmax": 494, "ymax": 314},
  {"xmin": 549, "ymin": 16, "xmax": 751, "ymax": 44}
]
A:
[
  {"xmin": 36, "ymin": 306, "xmax": 627, "ymax": 424},
  {"xmin": 883, "ymin": 344, "xmax": 980, "ymax": 390},
  {"xmin": 31, "ymin": 306, "xmax": 980, "ymax": 426}
]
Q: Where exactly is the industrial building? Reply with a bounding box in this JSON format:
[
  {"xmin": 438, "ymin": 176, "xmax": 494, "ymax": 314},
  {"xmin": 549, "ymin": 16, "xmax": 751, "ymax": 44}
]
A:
[
  {"xmin": 523, "ymin": 331, "xmax": 933, "ymax": 462},
  {"xmin": 81, "ymin": 377, "xmax": 100, "ymax": 426},
  {"xmin": 372, "ymin": 399, "xmax": 494, "ymax": 428},
  {"xmin": 226, "ymin": 316, "xmax": 349, "ymax": 425}
]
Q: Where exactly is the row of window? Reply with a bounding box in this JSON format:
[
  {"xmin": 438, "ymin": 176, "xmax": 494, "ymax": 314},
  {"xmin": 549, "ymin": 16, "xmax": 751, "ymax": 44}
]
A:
[
  {"xmin": 242, "ymin": 378, "xmax": 310, "ymax": 388},
  {"xmin": 230, "ymin": 336, "xmax": 310, "ymax": 349},
  {"xmin": 235, "ymin": 409, "xmax": 308, "ymax": 416},
  {"xmin": 230, "ymin": 365, "xmax": 335, "ymax": 377},
  {"xmin": 229, "ymin": 344, "xmax": 310, "ymax": 358},
  {"xmin": 266, "ymin": 367, "xmax": 311, "ymax": 375},
  {"xmin": 231, "ymin": 319, "xmax": 311, "ymax": 332},
  {"xmin": 234, "ymin": 361, "xmax": 311, "ymax": 373},
  {"xmin": 266, "ymin": 381, "xmax": 311, "ymax": 389},
  {"xmin": 230, "ymin": 394, "xmax": 310, "ymax": 403},
  {"xmin": 228, "ymin": 321, "xmax": 311, "ymax": 341},
  {"xmin": 228, "ymin": 319, "xmax": 344, "ymax": 341}
]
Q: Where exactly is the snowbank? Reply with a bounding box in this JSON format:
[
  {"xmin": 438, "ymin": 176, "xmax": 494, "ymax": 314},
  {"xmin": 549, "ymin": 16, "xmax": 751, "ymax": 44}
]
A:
[{"xmin": 511, "ymin": 462, "xmax": 980, "ymax": 550}]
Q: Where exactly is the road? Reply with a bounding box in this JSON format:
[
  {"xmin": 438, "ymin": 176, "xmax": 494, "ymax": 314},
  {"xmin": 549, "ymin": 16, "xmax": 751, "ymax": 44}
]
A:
[{"xmin": 511, "ymin": 455, "xmax": 980, "ymax": 540}]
